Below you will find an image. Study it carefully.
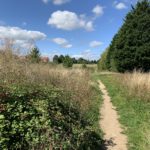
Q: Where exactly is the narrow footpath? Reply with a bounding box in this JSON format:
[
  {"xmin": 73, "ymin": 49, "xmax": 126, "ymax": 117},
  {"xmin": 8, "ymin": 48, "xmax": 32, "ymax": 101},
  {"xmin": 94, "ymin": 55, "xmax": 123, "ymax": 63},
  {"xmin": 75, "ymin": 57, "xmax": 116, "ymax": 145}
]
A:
[{"xmin": 99, "ymin": 80, "xmax": 128, "ymax": 150}]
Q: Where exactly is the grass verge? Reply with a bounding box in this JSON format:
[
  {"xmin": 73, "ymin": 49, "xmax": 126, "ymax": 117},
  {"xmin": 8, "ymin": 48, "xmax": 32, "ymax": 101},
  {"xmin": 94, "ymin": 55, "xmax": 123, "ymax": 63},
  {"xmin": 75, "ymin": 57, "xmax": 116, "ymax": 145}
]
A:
[{"xmin": 95, "ymin": 74, "xmax": 150, "ymax": 150}]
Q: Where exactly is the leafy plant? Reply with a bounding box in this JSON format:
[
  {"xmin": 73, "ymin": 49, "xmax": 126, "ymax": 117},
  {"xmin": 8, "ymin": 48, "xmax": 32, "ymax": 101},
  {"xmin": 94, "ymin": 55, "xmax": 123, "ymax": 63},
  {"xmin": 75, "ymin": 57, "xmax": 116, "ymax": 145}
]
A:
[
  {"xmin": 0, "ymin": 84, "xmax": 104, "ymax": 149},
  {"xmin": 82, "ymin": 63, "xmax": 87, "ymax": 69},
  {"xmin": 63, "ymin": 55, "xmax": 73, "ymax": 68}
]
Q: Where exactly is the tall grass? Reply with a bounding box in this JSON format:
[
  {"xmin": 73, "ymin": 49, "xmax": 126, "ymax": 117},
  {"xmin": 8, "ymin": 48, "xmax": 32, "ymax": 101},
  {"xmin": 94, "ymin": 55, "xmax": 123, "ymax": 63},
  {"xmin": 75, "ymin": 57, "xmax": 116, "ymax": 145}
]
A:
[
  {"xmin": 121, "ymin": 71, "xmax": 150, "ymax": 102},
  {"xmin": 0, "ymin": 41, "xmax": 104, "ymax": 149},
  {"xmin": 0, "ymin": 43, "xmax": 92, "ymax": 112}
]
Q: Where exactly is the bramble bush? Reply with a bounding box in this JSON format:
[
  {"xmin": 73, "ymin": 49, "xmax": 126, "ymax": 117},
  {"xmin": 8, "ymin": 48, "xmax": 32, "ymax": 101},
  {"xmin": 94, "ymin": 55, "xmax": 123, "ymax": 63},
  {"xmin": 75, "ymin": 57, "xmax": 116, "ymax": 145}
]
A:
[{"xmin": 0, "ymin": 84, "xmax": 103, "ymax": 149}]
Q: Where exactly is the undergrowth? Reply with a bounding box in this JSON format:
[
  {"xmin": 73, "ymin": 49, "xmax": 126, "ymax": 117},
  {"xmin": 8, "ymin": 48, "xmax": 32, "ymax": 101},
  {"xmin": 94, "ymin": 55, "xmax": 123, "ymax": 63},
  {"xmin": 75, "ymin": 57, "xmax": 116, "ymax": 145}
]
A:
[
  {"xmin": 0, "ymin": 84, "xmax": 104, "ymax": 149},
  {"xmin": 0, "ymin": 42, "xmax": 104, "ymax": 149}
]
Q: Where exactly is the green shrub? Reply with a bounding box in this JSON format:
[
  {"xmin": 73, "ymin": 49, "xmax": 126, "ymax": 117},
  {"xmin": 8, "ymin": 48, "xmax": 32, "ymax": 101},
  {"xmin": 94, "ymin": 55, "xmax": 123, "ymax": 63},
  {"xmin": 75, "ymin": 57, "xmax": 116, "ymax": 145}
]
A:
[
  {"xmin": 98, "ymin": 48, "xmax": 109, "ymax": 71},
  {"xmin": 82, "ymin": 63, "xmax": 87, "ymax": 69},
  {"xmin": 0, "ymin": 84, "xmax": 103, "ymax": 149},
  {"xmin": 27, "ymin": 47, "xmax": 41, "ymax": 63},
  {"xmin": 63, "ymin": 55, "xmax": 73, "ymax": 68}
]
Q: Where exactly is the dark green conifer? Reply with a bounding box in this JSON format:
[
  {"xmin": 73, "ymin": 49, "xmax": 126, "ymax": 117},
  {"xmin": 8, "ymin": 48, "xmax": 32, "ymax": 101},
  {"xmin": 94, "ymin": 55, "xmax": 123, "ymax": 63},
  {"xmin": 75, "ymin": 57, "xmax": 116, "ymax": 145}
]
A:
[{"xmin": 107, "ymin": 0, "xmax": 150, "ymax": 72}]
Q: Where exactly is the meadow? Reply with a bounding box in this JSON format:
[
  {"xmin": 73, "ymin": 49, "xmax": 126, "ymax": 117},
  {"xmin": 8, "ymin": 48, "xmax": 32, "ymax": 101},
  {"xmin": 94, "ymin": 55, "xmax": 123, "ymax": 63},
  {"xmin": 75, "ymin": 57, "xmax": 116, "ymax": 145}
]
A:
[
  {"xmin": 0, "ymin": 42, "xmax": 150, "ymax": 150},
  {"xmin": 0, "ymin": 45, "xmax": 104, "ymax": 149},
  {"xmin": 0, "ymin": 0, "xmax": 149, "ymax": 150}
]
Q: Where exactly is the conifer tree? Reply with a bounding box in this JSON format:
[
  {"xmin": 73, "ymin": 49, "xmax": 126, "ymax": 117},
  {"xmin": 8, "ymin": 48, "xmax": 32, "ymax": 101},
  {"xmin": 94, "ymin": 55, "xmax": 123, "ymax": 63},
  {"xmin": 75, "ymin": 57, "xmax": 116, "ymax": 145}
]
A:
[
  {"xmin": 107, "ymin": 0, "xmax": 150, "ymax": 72},
  {"xmin": 28, "ymin": 47, "xmax": 40, "ymax": 63}
]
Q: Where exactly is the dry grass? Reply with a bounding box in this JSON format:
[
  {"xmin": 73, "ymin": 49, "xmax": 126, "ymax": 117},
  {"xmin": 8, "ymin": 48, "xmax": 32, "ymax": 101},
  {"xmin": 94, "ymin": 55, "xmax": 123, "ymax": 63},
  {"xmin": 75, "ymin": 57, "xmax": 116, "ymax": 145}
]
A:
[
  {"xmin": 73, "ymin": 64, "xmax": 97, "ymax": 72},
  {"xmin": 25, "ymin": 64, "xmax": 91, "ymax": 111},
  {"xmin": 121, "ymin": 71, "xmax": 150, "ymax": 101},
  {"xmin": 0, "ymin": 42, "xmax": 92, "ymax": 112}
]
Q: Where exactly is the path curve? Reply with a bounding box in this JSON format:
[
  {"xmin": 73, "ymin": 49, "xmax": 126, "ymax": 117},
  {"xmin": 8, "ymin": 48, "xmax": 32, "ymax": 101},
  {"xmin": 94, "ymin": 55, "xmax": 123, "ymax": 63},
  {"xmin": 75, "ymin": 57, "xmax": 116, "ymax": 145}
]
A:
[{"xmin": 99, "ymin": 80, "xmax": 128, "ymax": 150}]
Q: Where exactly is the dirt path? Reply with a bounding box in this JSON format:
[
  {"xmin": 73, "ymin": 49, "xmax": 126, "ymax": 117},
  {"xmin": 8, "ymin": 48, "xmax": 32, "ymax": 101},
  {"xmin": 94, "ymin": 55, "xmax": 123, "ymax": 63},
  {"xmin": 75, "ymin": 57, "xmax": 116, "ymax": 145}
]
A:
[{"xmin": 99, "ymin": 80, "xmax": 128, "ymax": 150}]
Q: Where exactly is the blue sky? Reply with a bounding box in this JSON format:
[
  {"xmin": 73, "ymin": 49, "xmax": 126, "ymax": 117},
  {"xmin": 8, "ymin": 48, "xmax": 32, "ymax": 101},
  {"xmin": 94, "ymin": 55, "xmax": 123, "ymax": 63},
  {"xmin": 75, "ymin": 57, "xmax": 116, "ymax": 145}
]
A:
[{"xmin": 0, "ymin": 0, "xmax": 138, "ymax": 60}]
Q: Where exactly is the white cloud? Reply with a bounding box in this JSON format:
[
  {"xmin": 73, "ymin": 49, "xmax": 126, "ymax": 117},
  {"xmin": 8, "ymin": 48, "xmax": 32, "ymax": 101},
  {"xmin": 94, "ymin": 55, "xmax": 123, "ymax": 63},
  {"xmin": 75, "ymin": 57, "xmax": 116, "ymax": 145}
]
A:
[
  {"xmin": 90, "ymin": 41, "xmax": 103, "ymax": 47},
  {"xmin": 64, "ymin": 44, "xmax": 72, "ymax": 48},
  {"xmin": 81, "ymin": 49, "xmax": 92, "ymax": 59},
  {"xmin": 52, "ymin": 38, "xmax": 67, "ymax": 45},
  {"xmin": 0, "ymin": 26, "xmax": 46, "ymax": 49},
  {"xmin": 52, "ymin": 37, "xmax": 72, "ymax": 48},
  {"xmin": 92, "ymin": 5, "xmax": 104, "ymax": 16},
  {"xmin": 72, "ymin": 49, "xmax": 97, "ymax": 60},
  {"xmin": 42, "ymin": 0, "xmax": 49, "ymax": 3},
  {"xmin": 15, "ymin": 40, "xmax": 35, "ymax": 50},
  {"xmin": 48, "ymin": 11, "xmax": 94, "ymax": 31},
  {"xmin": 114, "ymin": 2, "xmax": 127, "ymax": 10},
  {"xmin": 72, "ymin": 54, "xmax": 83, "ymax": 59},
  {"xmin": 53, "ymin": 0, "xmax": 70, "ymax": 5},
  {"xmin": 42, "ymin": 0, "xmax": 70, "ymax": 5},
  {"xmin": 0, "ymin": 26, "xmax": 46, "ymax": 41}
]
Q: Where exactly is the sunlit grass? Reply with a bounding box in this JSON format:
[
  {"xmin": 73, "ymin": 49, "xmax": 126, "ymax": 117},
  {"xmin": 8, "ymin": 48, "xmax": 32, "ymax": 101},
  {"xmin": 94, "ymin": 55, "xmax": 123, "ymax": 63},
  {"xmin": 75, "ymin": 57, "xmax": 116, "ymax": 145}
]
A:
[{"xmin": 97, "ymin": 74, "xmax": 150, "ymax": 150}]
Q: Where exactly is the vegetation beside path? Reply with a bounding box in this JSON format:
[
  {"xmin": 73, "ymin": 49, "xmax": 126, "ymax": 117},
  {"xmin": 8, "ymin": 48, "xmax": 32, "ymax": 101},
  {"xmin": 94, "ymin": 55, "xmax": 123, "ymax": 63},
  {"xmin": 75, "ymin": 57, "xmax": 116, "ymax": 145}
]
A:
[
  {"xmin": 0, "ymin": 47, "xmax": 104, "ymax": 149},
  {"xmin": 94, "ymin": 73, "xmax": 150, "ymax": 150}
]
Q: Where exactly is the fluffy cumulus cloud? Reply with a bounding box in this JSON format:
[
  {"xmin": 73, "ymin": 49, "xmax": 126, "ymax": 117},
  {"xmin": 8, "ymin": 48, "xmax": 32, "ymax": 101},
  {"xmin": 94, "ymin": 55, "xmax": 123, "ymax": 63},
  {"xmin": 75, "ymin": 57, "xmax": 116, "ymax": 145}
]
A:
[
  {"xmin": 52, "ymin": 37, "xmax": 72, "ymax": 48},
  {"xmin": 42, "ymin": 0, "xmax": 70, "ymax": 5},
  {"xmin": 90, "ymin": 41, "xmax": 103, "ymax": 47},
  {"xmin": 114, "ymin": 2, "xmax": 127, "ymax": 10},
  {"xmin": 48, "ymin": 11, "xmax": 94, "ymax": 31},
  {"xmin": 0, "ymin": 26, "xmax": 46, "ymax": 49},
  {"xmin": 92, "ymin": 5, "xmax": 104, "ymax": 16}
]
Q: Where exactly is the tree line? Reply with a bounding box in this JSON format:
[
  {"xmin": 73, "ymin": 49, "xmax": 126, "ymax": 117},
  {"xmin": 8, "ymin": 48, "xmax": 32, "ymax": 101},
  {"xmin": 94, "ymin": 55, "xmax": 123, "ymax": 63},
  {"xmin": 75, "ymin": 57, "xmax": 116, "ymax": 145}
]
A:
[
  {"xmin": 53, "ymin": 55, "xmax": 97, "ymax": 68},
  {"xmin": 53, "ymin": 55, "xmax": 97, "ymax": 64},
  {"xmin": 24, "ymin": 48, "xmax": 97, "ymax": 68},
  {"xmin": 98, "ymin": 0, "xmax": 150, "ymax": 72}
]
